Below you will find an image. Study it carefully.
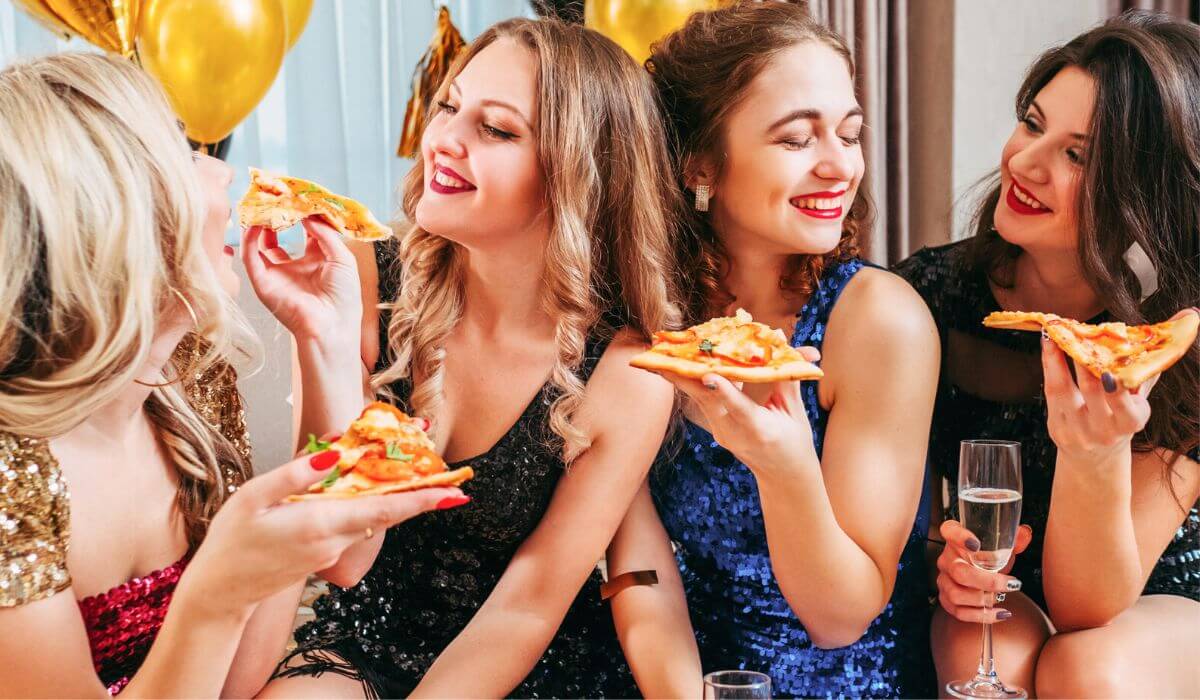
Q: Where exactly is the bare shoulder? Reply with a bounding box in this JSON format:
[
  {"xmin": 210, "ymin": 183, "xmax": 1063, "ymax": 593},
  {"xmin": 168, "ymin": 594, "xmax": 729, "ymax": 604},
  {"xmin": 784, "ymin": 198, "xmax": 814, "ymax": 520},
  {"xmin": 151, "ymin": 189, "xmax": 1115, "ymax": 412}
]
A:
[
  {"xmin": 578, "ymin": 328, "xmax": 674, "ymax": 432},
  {"xmin": 827, "ymin": 266, "xmax": 939, "ymax": 352}
]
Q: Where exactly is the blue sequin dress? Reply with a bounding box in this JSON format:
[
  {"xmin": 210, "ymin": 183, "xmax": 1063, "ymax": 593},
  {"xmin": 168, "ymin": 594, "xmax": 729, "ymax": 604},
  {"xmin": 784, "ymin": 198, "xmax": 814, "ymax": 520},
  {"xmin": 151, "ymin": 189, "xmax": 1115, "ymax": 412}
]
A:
[{"xmin": 651, "ymin": 258, "xmax": 937, "ymax": 699}]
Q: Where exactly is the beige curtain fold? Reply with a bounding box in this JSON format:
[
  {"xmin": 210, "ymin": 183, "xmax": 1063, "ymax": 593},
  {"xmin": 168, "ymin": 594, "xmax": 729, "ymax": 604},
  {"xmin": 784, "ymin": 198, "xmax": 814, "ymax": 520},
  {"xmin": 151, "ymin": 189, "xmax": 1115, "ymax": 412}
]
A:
[{"xmin": 1109, "ymin": 0, "xmax": 1196, "ymax": 20}]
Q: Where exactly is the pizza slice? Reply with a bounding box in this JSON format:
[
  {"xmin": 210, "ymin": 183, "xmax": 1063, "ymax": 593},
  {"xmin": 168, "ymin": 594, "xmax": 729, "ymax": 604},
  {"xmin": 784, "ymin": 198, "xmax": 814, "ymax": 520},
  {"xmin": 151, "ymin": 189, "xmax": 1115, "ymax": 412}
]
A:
[
  {"xmin": 238, "ymin": 167, "xmax": 393, "ymax": 242},
  {"xmin": 630, "ymin": 308, "xmax": 823, "ymax": 383},
  {"xmin": 286, "ymin": 402, "xmax": 473, "ymax": 501},
  {"xmin": 983, "ymin": 309, "xmax": 1199, "ymax": 389}
]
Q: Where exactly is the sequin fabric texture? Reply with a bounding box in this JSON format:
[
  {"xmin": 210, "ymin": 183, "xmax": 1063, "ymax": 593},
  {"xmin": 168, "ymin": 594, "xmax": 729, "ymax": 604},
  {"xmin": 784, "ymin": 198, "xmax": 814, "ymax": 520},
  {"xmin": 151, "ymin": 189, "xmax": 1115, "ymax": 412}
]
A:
[
  {"xmin": 894, "ymin": 241, "xmax": 1199, "ymax": 605},
  {"xmin": 0, "ymin": 334, "xmax": 251, "ymax": 693},
  {"xmin": 651, "ymin": 258, "xmax": 937, "ymax": 699},
  {"xmin": 77, "ymin": 557, "xmax": 189, "ymax": 694},
  {"xmin": 280, "ymin": 246, "xmax": 636, "ymax": 698}
]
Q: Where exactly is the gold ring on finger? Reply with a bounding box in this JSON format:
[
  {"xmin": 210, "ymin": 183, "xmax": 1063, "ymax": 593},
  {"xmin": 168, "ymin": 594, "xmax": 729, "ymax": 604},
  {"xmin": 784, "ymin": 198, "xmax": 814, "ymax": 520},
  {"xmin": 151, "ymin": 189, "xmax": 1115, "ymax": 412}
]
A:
[{"xmin": 364, "ymin": 526, "xmax": 374, "ymax": 540}]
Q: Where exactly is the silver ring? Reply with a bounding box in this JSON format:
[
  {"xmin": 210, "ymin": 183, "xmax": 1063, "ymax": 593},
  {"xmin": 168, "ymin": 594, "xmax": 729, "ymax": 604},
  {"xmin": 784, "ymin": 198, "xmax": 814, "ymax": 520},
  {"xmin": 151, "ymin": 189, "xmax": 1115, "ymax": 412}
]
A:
[{"xmin": 995, "ymin": 592, "xmax": 1007, "ymax": 603}]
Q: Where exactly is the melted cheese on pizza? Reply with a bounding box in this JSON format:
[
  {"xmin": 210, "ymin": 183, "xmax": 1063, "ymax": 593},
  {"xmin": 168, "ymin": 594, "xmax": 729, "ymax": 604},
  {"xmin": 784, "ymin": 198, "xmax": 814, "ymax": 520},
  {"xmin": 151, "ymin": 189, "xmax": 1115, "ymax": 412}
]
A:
[{"xmin": 650, "ymin": 308, "xmax": 804, "ymax": 367}]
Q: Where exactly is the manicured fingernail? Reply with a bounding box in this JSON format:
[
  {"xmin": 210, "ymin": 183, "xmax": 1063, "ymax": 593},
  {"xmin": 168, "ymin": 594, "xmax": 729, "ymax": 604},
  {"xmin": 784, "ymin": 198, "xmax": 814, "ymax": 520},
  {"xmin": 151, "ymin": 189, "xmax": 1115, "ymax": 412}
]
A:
[
  {"xmin": 309, "ymin": 450, "xmax": 339, "ymax": 470},
  {"xmin": 1101, "ymin": 372, "xmax": 1117, "ymax": 393},
  {"xmin": 436, "ymin": 495, "xmax": 471, "ymax": 510},
  {"xmin": 1006, "ymin": 578, "xmax": 1022, "ymax": 592},
  {"xmin": 703, "ymin": 381, "xmax": 717, "ymax": 390},
  {"xmin": 966, "ymin": 537, "xmax": 981, "ymax": 552},
  {"xmin": 996, "ymin": 609, "xmax": 1013, "ymax": 620},
  {"xmin": 415, "ymin": 417, "xmax": 430, "ymax": 432},
  {"xmin": 1041, "ymin": 329, "xmax": 1050, "ymax": 340}
]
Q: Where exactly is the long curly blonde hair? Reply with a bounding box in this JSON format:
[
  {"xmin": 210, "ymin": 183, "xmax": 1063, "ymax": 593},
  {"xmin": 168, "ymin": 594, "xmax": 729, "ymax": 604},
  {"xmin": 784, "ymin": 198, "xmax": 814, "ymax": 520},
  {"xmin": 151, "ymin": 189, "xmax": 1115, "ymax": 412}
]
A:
[
  {"xmin": 0, "ymin": 53, "xmax": 259, "ymax": 547},
  {"xmin": 375, "ymin": 18, "xmax": 683, "ymax": 461}
]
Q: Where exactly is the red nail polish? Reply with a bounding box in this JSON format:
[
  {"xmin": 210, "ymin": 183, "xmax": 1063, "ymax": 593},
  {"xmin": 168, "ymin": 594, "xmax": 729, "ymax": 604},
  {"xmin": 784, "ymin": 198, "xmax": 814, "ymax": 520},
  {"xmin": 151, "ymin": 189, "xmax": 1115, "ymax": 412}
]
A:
[
  {"xmin": 436, "ymin": 495, "xmax": 471, "ymax": 510},
  {"xmin": 310, "ymin": 451, "xmax": 339, "ymax": 470}
]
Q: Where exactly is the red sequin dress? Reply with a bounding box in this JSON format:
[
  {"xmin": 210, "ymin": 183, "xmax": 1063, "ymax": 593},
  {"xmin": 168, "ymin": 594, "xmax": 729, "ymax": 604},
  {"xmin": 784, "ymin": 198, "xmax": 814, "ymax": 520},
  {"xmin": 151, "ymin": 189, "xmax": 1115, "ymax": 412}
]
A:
[{"xmin": 76, "ymin": 557, "xmax": 190, "ymax": 694}]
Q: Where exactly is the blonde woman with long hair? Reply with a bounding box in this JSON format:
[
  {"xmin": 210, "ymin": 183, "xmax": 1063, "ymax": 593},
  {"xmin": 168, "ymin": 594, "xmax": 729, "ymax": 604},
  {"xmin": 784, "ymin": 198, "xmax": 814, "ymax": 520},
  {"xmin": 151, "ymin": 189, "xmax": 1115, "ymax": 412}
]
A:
[
  {"xmin": 245, "ymin": 17, "xmax": 682, "ymax": 698},
  {"xmin": 0, "ymin": 53, "xmax": 462, "ymax": 697}
]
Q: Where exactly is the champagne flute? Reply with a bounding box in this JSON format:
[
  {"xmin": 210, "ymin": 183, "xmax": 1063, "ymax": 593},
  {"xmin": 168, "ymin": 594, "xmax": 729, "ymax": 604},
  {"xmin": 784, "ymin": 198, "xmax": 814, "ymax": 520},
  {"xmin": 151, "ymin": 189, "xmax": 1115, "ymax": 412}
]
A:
[
  {"xmin": 703, "ymin": 671, "xmax": 771, "ymax": 699},
  {"xmin": 947, "ymin": 440, "xmax": 1025, "ymax": 700}
]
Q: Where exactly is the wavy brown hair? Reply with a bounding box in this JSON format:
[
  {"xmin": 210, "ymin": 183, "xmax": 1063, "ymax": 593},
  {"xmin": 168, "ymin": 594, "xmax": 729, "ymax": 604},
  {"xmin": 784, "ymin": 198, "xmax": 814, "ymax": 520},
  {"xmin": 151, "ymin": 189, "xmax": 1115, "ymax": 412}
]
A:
[
  {"xmin": 965, "ymin": 10, "xmax": 1199, "ymax": 467},
  {"xmin": 647, "ymin": 0, "xmax": 866, "ymax": 321},
  {"xmin": 375, "ymin": 18, "xmax": 683, "ymax": 461}
]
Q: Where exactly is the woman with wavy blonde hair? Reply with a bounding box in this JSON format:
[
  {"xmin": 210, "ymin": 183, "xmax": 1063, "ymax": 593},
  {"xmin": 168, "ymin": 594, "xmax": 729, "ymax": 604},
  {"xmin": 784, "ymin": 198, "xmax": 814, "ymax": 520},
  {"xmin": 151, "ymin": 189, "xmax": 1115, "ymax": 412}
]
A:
[
  {"xmin": 246, "ymin": 16, "xmax": 682, "ymax": 699},
  {"xmin": 0, "ymin": 53, "xmax": 462, "ymax": 697}
]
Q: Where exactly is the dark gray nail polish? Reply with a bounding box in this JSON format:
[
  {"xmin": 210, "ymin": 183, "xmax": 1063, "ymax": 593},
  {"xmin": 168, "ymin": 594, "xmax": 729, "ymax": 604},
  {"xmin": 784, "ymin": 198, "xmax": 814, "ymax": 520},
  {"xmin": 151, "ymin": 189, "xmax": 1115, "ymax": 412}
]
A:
[
  {"xmin": 1041, "ymin": 329, "xmax": 1050, "ymax": 340},
  {"xmin": 1101, "ymin": 372, "xmax": 1118, "ymax": 393},
  {"xmin": 996, "ymin": 609, "xmax": 1013, "ymax": 620},
  {"xmin": 1006, "ymin": 579, "xmax": 1022, "ymax": 592},
  {"xmin": 703, "ymin": 382, "xmax": 717, "ymax": 391},
  {"xmin": 966, "ymin": 537, "xmax": 981, "ymax": 552}
]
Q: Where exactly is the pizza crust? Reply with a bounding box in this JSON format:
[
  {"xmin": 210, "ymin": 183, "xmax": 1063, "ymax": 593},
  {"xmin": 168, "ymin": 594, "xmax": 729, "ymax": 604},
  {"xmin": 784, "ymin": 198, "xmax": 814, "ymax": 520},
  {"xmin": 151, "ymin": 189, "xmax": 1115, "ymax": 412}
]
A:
[
  {"xmin": 238, "ymin": 167, "xmax": 393, "ymax": 242},
  {"xmin": 629, "ymin": 348, "xmax": 823, "ymax": 382},
  {"xmin": 983, "ymin": 309, "xmax": 1198, "ymax": 389},
  {"xmin": 284, "ymin": 466, "xmax": 474, "ymax": 502}
]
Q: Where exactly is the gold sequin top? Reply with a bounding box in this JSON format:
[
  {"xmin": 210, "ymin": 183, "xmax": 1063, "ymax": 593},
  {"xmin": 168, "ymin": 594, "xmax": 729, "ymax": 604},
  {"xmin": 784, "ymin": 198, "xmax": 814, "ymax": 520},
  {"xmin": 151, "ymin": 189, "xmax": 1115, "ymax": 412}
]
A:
[{"xmin": 0, "ymin": 334, "xmax": 252, "ymax": 607}]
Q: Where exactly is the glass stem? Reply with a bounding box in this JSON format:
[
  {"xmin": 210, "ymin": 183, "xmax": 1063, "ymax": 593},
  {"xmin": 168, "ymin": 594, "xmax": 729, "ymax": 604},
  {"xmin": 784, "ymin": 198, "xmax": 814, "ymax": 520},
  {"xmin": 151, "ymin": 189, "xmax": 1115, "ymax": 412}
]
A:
[{"xmin": 976, "ymin": 593, "xmax": 999, "ymax": 685}]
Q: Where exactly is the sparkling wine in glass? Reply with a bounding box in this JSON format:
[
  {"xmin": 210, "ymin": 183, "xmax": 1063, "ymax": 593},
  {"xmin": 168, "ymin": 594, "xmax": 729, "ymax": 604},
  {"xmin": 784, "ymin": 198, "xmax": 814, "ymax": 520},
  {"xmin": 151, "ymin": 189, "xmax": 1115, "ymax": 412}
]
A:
[
  {"xmin": 703, "ymin": 671, "xmax": 772, "ymax": 699},
  {"xmin": 947, "ymin": 440, "xmax": 1026, "ymax": 700}
]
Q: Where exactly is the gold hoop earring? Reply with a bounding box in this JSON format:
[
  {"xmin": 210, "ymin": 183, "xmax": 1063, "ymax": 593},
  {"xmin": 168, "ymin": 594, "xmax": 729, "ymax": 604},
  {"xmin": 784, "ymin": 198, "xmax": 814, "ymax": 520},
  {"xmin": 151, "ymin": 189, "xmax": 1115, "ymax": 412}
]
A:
[
  {"xmin": 694, "ymin": 184, "xmax": 710, "ymax": 212},
  {"xmin": 135, "ymin": 288, "xmax": 201, "ymax": 388}
]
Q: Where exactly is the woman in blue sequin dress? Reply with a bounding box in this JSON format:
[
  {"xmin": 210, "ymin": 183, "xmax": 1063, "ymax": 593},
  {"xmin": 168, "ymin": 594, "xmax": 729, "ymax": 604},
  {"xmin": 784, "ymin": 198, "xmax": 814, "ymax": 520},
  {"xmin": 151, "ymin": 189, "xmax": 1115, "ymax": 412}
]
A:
[
  {"xmin": 606, "ymin": 4, "xmax": 939, "ymax": 697},
  {"xmin": 895, "ymin": 12, "xmax": 1199, "ymax": 697}
]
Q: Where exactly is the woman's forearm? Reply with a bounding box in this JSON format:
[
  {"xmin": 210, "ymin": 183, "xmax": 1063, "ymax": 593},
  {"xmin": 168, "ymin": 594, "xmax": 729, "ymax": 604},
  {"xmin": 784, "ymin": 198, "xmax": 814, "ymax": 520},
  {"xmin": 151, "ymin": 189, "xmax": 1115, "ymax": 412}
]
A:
[
  {"xmin": 755, "ymin": 465, "xmax": 890, "ymax": 648},
  {"xmin": 613, "ymin": 578, "xmax": 702, "ymax": 698},
  {"xmin": 293, "ymin": 337, "xmax": 372, "ymax": 449},
  {"xmin": 1042, "ymin": 451, "xmax": 1142, "ymax": 630}
]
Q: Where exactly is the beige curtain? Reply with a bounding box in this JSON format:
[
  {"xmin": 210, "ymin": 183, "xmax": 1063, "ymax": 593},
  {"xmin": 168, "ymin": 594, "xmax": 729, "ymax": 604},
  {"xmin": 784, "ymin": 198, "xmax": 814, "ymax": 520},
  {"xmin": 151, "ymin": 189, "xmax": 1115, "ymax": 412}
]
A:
[
  {"xmin": 1109, "ymin": 0, "xmax": 1196, "ymax": 20},
  {"xmin": 808, "ymin": 0, "xmax": 911, "ymax": 265}
]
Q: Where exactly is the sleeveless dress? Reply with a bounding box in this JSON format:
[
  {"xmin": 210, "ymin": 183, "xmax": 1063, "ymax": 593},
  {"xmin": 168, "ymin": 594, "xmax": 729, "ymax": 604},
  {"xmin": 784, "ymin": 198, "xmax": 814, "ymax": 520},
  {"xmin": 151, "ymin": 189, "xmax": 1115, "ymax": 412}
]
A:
[
  {"xmin": 894, "ymin": 240, "xmax": 1200, "ymax": 606},
  {"xmin": 651, "ymin": 258, "xmax": 937, "ymax": 699},
  {"xmin": 0, "ymin": 335, "xmax": 252, "ymax": 694},
  {"xmin": 277, "ymin": 245, "xmax": 638, "ymax": 698}
]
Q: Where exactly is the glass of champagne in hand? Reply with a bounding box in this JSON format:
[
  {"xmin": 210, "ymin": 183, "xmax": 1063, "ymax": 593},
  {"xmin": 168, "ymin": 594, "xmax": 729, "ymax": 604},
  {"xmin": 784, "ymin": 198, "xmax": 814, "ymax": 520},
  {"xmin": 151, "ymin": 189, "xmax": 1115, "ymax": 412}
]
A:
[{"xmin": 947, "ymin": 440, "xmax": 1025, "ymax": 700}]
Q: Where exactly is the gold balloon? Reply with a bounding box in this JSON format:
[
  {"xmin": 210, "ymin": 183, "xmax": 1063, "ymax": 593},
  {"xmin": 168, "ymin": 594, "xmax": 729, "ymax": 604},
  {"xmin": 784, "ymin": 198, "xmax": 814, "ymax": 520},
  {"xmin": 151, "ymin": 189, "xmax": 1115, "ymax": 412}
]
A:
[
  {"xmin": 139, "ymin": 0, "xmax": 286, "ymax": 144},
  {"xmin": 11, "ymin": 0, "xmax": 74, "ymax": 41},
  {"xmin": 282, "ymin": 0, "xmax": 314, "ymax": 51},
  {"xmin": 43, "ymin": 0, "xmax": 138, "ymax": 57},
  {"xmin": 585, "ymin": 0, "xmax": 728, "ymax": 64}
]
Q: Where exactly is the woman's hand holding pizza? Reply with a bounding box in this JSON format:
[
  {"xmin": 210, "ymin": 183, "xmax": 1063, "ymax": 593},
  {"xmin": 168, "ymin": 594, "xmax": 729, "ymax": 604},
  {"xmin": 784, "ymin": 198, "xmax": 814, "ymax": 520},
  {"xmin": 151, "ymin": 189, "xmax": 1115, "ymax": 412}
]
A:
[
  {"xmin": 1035, "ymin": 308, "xmax": 1199, "ymax": 464},
  {"xmin": 178, "ymin": 451, "xmax": 460, "ymax": 621},
  {"xmin": 658, "ymin": 345, "xmax": 822, "ymax": 476},
  {"xmin": 1040, "ymin": 336, "xmax": 1154, "ymax": 464},
  {"xmin": 241, "ymin": 218, "xmax": 362, "ymax": 343}
]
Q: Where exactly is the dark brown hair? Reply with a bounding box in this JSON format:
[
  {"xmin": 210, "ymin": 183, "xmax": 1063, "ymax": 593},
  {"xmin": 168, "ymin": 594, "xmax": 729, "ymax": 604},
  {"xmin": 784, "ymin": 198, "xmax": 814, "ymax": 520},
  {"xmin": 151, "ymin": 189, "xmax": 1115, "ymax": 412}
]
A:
[
  {"xmin": 966, "ymin": 11, "xmax": 1199, "ymax": 464},
  {"xmin": 647, "ymin": 0, "xmax": 866, "ymax": 321}
]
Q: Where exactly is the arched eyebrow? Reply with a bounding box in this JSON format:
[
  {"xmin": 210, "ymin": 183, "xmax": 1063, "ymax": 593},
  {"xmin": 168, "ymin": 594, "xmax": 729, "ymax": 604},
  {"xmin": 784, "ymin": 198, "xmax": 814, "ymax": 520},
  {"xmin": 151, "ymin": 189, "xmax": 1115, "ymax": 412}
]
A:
[
  {"xmin": 450, "ymin": 81, "xmax": 534, "ymax": 131},
  {"xmin": 1030, "ymin": 101, "xmax": 1089, "ymax": 142},
  {"xmin": 767, "ymin": 105, "xmax": 864, "ymax": 132}
]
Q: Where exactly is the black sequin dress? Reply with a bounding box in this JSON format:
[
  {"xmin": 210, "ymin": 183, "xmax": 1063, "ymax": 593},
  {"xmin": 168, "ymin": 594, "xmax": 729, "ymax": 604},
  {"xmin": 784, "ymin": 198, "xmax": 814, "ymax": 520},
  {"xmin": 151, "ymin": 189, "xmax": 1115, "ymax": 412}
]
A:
[
  {"xmin": 276, "ymin": 245, "xmax": 638, "ymax": 698},
  {"xmin": 894, "ymin": 240, "xmax": 1200, "ymax": 607}
]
